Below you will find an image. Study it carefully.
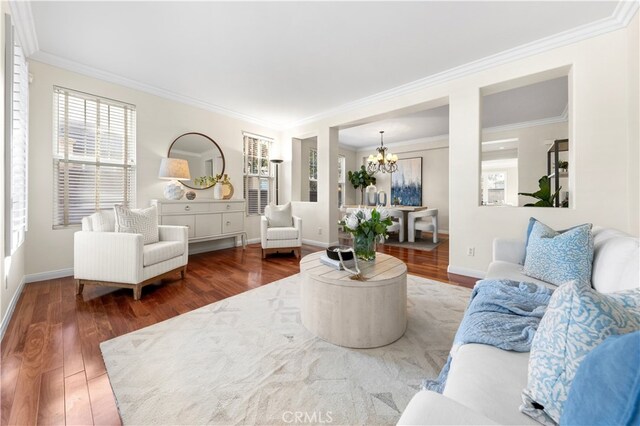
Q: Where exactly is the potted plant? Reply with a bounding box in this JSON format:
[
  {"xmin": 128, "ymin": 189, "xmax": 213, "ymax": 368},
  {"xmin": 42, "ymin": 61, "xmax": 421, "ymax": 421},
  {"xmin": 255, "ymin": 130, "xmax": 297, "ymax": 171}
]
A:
[
  {"xmin": 518, "ymin": 176, "xmax": 562, "ymax": 207},
  {"xmin": 347, "ymin": 165, "xmax": 377, "ymax": 206},
  {"xmin": 194, "ymin": 174, "xmax": 223, "ymax": 199},
  {"xmin": 558, "ymin": 160, "xmax": 568, "ymax": 172},
  {"xmin": 339, "ymin": 208, "xmax": 392, "ymax": 261}
]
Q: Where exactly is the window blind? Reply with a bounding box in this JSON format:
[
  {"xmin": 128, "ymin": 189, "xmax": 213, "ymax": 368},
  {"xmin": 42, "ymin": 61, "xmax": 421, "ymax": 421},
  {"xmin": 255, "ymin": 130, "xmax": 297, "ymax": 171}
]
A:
[
  {"xmin": 4, "ymin": 19, "xmax": 29, "ymax": 254},
  {"xmin": 243, "ymin": 133, "xmax": 271, "ymax": 215},
  {"xmin": 52, "ymin": 87, "xmax": 136, "ymax": 227}
]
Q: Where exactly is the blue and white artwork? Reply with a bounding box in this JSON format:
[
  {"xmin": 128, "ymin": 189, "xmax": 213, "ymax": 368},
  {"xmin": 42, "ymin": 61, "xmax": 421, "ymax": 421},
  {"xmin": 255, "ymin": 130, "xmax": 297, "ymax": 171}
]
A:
[{"xmin": 391, "ymin": 158, "xmax": 422, "ymax": 206}]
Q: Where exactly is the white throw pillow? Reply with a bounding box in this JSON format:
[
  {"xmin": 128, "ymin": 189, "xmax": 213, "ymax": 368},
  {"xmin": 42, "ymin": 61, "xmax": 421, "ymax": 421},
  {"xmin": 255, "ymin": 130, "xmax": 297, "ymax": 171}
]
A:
[
  {"xmin": 91, "ymin": 210, "xmax": 116, "ymax": 232},
  {"xmin": 114, "ymin": 205, "xmax": 159, "ymax": 245},
  {"xmin": 265, "ymin": 203, "xmax": 292, "ymax": 227}
]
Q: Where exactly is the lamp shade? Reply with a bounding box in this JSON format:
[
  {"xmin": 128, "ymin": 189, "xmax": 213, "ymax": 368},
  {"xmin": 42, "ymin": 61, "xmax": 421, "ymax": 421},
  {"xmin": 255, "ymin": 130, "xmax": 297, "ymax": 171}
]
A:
[{"xmin": 158, "ymin": 158, "xmax": 191, "ymax": 180}]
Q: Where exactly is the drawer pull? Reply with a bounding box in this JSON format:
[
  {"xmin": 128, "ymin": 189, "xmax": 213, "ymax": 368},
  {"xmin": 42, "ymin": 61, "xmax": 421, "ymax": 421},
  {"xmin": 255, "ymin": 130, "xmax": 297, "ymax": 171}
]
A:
[
  {"xmin": 226, "ymin": 221, "xmax": 231, "ymax": 226},
  {"xmin": 226, "ymin": 204, "xmax": 231, "ymax": 210},
  {"xmin": 185, "ymin": 206, "xmax": 191, "ymax": 211}
]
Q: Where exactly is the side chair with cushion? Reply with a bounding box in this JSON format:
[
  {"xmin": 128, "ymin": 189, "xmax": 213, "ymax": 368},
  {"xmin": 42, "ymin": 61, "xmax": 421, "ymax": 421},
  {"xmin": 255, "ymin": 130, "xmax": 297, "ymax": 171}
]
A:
[
  {"xmin": 385, "ymin": 209, "xmax": 405, "ymax": 243},
  {"xmin": 408, "ymin": 208, "xmax": 439, "ymax": 243},
  {"xmin": 261, "ymin": 202, "xmax": 302, "ymax": 258},
  {"xmin": 74, "ymin": 205, "xmax": 189, "ymax": 300}
]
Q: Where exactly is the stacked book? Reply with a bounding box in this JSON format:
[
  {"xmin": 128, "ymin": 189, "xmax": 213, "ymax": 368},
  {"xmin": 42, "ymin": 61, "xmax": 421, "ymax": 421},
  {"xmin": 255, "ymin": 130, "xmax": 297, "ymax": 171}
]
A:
[{"xmin": 320, "ymin": 254, "xmax": 355, "ymax": 270}]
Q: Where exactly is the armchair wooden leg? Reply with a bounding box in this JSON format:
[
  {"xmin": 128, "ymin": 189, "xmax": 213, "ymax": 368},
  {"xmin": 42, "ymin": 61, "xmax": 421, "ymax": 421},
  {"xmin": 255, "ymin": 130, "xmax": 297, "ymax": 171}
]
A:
[
  {"xmin": 262, "ymin": 249, "xmax": 266, "ymax": 259},
  {"xmin": 180, "ymin": 266, "xmax": 187, "ymax": 279},
  {"xmin": 76, "ymin": 280, "xmax": 84, "ymax": 296},
  {"xmin": 295, "ymin": 248, "xmax": 301, "ymax": 258},
  {"xmin": 133, "ymin": 285, "xmax": 142, "ymax": 301}
]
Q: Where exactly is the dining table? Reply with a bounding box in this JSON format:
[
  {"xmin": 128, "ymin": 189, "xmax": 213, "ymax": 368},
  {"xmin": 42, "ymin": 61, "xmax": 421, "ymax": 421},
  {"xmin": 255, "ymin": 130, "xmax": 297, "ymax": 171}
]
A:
[{"xmin": 342, "ymin": 205, "xmax": 428, "ymax": 241}]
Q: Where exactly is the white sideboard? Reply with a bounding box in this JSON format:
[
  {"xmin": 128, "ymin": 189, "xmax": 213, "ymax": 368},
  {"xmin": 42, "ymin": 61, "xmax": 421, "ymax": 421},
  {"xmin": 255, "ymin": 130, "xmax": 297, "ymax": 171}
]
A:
[{"xmin": 151, "ymin": 199, "xmax": 247, "ymax": 248}]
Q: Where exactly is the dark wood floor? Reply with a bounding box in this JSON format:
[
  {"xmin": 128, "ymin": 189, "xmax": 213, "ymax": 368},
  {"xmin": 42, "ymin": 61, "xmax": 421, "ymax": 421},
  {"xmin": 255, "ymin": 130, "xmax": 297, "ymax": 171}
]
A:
[{"xmin": 1, "ymin": 237, "xmax": 475, "ymax": 425}]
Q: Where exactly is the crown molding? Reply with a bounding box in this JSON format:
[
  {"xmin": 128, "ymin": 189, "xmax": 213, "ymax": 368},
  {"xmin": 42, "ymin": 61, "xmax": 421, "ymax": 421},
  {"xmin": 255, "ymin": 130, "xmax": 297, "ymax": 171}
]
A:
[
  {"xmin": 8, "ymin": 0, "xmax": 39, "ymax": 57},
  {"xmin": 285, "ymin": 1, "xmax": 638, "ymax": 129},
  {"xmin": 483, "ymin": 114, "xmax": 568, "ymax": 134},
  {"xmin": 352, "ymin": 134, "xmax": 450, "ymax": 152},
  {"xmin": 12, "ymin": 1, "xmax": 637, "ymax": 131},
  {"xmin": 30, "ymin": 52, "xmax": 280, "ymax": 129},
  {"xmin": 344, "ymin": 112, "xmax": 569, "ymax": 150}
]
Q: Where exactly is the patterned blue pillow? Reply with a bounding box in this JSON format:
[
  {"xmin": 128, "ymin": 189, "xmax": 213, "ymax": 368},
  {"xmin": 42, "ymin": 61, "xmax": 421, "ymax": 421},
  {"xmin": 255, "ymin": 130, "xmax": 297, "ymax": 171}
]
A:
[
  {"xmin": 521, "ymin": 281, "xmax": 640, "ymax": 424},
  {"xmin": 523, "ymin": 220, "xmax": 593, "ymax": 286}
]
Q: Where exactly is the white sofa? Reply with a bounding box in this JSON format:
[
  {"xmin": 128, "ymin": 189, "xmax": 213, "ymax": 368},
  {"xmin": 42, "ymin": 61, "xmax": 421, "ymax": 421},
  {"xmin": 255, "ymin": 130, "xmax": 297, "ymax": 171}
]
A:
[
  {"xmin": 74, "ymin": 210, "xmax": 189, "ymax": 300},
  {"xmin": 398, "ymin": 226, "xmax": 640, "ymax": 425}
]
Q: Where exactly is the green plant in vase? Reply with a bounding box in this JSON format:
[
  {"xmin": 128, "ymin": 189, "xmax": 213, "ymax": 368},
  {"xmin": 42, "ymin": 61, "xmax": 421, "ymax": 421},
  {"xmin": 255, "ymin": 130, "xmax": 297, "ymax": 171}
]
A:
[
  {"xmin": 339, "ymin": 207, "xmax": 392, "ymax": 261},
  {"xmin": 194, "ymin": 174, "xmax": 222, "ymax": 188},
  {"xmin": 347, "ymin": 165, "xmax": 377, "ymax": 206}
]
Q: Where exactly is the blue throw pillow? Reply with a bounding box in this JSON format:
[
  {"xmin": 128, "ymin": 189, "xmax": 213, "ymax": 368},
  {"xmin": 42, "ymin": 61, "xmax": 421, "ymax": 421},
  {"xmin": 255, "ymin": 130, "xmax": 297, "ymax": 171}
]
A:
[
  {"xmin": 523, "ymin": 219, "xmax": 593, "ymax": 286},
  {"xmin": 521, "ymin": 281, "xmax": 640, "ymax": 424},
  {"xmin": 561, "ymin": 331, "xmax": 640, "ymax": 426}
]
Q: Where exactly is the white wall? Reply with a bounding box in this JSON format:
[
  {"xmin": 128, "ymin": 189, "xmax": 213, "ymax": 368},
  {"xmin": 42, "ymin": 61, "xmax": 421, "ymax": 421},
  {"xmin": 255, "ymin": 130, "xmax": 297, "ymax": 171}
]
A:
[
  {"xmin": 354, "ymin": 137, "xmax": 450, "ymax": 232},
  {"xmin": 339, "ymin": 146, "xmax": 357, "ymax": 207},
  {"xmin": 281, "ymin": 15, "xmax": 639, "ymax": 276},
  {"xmin": 627, "ymin": 14, "xmax": 639, "ymax": 236},
  {"xmin": 26, "ymin": 60, "xmax": 280, "ymax": 276}
]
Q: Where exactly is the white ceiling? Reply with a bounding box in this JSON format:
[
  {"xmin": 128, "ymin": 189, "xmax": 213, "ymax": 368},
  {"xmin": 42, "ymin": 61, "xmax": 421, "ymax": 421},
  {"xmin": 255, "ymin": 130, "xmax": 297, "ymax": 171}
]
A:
[
  {"xmin": 339, "ymin": 76, "xmax": 567, "ymax": 148},
  {"xmin": 339, "ymin": 105, "xmax": 450, "ymax": 148},
  {"xmin": 27, "ymin": 1, "xmax": 622, "ymax": 128}
]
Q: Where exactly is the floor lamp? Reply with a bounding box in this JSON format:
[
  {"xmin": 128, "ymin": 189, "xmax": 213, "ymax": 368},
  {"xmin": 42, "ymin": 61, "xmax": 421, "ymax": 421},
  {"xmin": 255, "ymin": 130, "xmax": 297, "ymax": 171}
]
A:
[{"xmin": 271, "ymin": 159, "xmax": 283, "ymax": 205}]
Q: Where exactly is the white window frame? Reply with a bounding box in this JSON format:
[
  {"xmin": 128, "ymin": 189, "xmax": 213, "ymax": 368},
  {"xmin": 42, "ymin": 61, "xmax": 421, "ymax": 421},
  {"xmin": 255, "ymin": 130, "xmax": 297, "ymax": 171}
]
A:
[
  {"xmin": 52, "ymin": 87, "xmax": 136, "ymax": 228},
  {"xmin": 243, "ymin": 132, "xmax": 273, "ymax": 215},
  {"xmin": 4, "ymin": 15, "xmax": 29, "ymax": 254},
  {"xmin": 481, "ymin": 170, "xmax": 507, "ymax": 206},
  {"xmin": 337, "ymin": 155, "xmax": 346, "ymax": 208},
  {"xmin": 308, "ymin": 148, "xmax": 318, "ymax": 202}
]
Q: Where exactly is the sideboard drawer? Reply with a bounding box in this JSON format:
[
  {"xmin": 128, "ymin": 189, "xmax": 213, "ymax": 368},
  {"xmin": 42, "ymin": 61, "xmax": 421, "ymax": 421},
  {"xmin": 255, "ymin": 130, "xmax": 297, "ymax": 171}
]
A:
[
  {"xmin": 160, "ymin": 203, "xmax": 211, "ymax": 214},
  {"xmin": 222, "ymin": 212, "xmax": 244, "ymax": 234},
  {"xmin": 195, "ymin": 214, "xmax": 222, "ymax": 237},
  {"xmin": 211, "ymin": 202, "xmax": 244, "ymax": 213},
  {"xmin": 161, "ymin": 215, "xmax": 195, "ymax": 238}
]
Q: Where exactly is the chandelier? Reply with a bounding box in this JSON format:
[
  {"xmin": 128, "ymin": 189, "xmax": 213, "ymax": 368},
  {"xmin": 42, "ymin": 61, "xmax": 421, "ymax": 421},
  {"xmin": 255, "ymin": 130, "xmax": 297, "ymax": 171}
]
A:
[{"xmin": 367, "ymin": 131, "xmax": 398, "ymax": 174}]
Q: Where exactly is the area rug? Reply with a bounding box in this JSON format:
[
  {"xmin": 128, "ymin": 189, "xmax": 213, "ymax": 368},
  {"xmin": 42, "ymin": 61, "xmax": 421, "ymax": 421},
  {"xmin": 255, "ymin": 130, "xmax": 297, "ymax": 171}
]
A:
[
  {"xmin": 101, "ymin": 274, "xmax": 470, "ymax": 425},
  {"xmin": 380, "ymin": 235, "xmax": 442, "ymax": 251}
]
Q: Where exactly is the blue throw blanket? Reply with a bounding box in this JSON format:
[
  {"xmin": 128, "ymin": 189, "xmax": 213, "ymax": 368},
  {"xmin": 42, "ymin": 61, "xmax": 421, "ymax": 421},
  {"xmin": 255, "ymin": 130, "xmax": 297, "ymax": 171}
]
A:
[{"xmin": 423, "ymin": 279, "xmax": 554, "ymax": 393}]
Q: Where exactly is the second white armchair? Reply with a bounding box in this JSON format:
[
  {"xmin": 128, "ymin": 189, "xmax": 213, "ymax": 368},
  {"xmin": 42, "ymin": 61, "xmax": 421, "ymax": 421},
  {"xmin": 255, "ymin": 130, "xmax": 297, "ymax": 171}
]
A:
[
  {"xmin": 408, "ymin": 208, "xmax": 439, "ymax": 243},
  {"xmin": 261, "ymin": 203, "xmax": 302, "ymax": 258}
]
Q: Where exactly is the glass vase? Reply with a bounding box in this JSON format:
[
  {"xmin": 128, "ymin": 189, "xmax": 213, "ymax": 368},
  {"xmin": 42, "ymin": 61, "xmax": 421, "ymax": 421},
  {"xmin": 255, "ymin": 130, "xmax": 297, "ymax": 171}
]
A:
[{"xmin": 353, "ymin": 233, "xmax": 376, "ymax": 261}]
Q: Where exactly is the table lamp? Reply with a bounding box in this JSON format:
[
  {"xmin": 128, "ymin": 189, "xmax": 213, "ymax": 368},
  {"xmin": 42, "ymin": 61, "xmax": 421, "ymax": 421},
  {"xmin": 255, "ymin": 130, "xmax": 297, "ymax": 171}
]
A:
[{"xmin": 158, "ymin": 158, "xmax": 191, "ymax": 200}]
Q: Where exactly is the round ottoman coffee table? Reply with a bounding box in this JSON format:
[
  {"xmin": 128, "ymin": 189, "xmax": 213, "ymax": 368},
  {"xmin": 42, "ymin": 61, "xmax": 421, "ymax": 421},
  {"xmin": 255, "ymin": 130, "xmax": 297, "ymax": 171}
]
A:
[{"xmin": 300, "ymin": 251, "xmax": 407, "ymax": 349}]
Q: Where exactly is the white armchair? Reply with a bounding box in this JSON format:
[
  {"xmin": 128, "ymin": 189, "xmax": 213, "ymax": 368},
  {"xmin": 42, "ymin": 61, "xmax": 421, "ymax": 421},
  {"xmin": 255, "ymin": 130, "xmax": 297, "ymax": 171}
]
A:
[
  {"xmin": 385, "ymin": 209, "xmax": 405, "ymax": 243},
  {"xmin": 74, "ymin": 210, "xmax": 188, "ymax": 300},
  {"xmin": 260, "ymin": 204, "xmax": 302, "ymax": 258},
  {"xmin": 408, "ymin": 208, "xmax": 439, "ymax": 243}
]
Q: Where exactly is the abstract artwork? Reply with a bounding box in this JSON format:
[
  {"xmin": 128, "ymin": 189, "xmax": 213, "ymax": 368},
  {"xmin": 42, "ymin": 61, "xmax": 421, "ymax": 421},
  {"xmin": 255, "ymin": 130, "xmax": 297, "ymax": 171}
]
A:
[{"xmin": 391, "ymin": 157, "xmax": 422, "ymax": 206}]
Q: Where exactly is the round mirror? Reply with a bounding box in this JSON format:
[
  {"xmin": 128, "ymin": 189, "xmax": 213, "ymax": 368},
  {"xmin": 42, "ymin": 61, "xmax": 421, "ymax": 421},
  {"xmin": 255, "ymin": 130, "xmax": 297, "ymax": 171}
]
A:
[{"xmin": 168, "ymin": 132, "xmax": 225, "ymax": 189}]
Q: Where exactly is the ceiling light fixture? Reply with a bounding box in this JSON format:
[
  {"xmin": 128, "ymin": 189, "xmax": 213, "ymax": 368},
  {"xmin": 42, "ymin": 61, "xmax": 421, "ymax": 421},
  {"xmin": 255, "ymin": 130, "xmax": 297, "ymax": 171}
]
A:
[{"xmin": 367, "ymin": 131, "xmax": 398, "ymax": 174}]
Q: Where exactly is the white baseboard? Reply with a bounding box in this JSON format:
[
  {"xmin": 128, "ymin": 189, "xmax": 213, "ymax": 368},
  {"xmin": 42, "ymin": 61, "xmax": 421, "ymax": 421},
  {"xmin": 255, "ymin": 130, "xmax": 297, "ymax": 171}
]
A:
[
  {"xmin": 0, "ymin": 276, "xmax": 26, "ymax": 340},
  {"xmin": 25, "ymin": 268, "xmax": 74, "ymax": 283},
  {"xmin": 246, "ymin": 238, "xmax": 261, "ymax": 245},
  {"xmin": 302, "ymin": 239, "xmax": 330, "ymax": 248},
  {"xmin": 447, "ymin": 265, "xmax": 485, "ymax": 279}
]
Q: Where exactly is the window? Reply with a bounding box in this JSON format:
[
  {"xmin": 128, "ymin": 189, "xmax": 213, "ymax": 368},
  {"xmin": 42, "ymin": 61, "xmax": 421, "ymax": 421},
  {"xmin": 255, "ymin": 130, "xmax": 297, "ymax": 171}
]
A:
[
  {"xmin": 53, "ymin": 87, "xmax": 136, "ymax": 228},
  {"xmin": 4, "ymin": 19, "xmax": 29, "ymax": 254},
  {"xmin": 309, "ymin": 148, "xmax": 318, "ymax": 202},
  {"xmin": 481, "ymin": 171, "xmax": 506, "ymax": 205},
  {"xmin": 338, "ymin": 155, "xmax": 346, "ymax": 207},
  {"xmin": 243, "ymin": 132, "xmax": 272, "ymax": 215}
]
